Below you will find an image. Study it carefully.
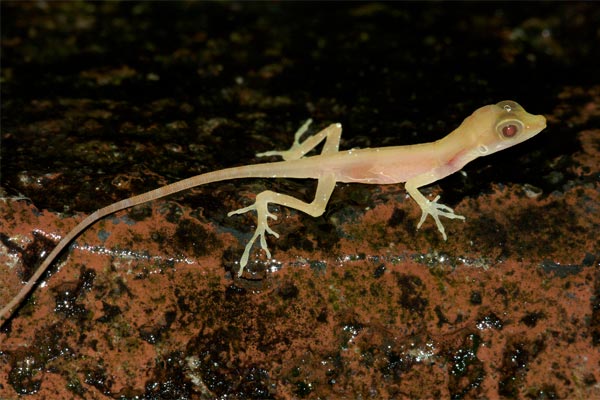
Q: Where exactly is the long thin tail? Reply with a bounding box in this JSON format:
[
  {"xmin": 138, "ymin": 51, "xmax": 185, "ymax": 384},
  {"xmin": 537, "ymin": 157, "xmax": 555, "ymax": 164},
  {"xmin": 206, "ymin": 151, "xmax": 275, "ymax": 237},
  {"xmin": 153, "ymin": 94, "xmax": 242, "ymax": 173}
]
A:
[{"xmin": 0, "ymin": 161, "xmax": 298, "ymax": 326}]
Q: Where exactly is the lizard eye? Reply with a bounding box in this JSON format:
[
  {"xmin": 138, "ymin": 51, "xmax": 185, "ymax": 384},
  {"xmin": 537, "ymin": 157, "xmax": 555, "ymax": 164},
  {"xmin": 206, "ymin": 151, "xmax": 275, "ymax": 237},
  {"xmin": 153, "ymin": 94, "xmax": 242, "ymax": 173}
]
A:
[{"xmin": 496, "ymin": 119, "xmax": 523, "ymax": 139}]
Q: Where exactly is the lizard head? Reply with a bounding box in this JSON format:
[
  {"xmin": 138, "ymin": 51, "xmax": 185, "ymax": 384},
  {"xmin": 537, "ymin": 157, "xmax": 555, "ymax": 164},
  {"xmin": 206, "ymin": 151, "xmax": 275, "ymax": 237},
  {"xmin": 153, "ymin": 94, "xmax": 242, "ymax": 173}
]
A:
[{"xmin": 470, "ymin": 100, "xmax": 546, "ymax": 156}]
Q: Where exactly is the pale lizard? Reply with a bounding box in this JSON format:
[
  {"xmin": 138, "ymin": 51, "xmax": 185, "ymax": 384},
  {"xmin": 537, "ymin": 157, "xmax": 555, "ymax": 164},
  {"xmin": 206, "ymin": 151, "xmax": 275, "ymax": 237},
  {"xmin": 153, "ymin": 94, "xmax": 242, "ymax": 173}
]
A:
[{"xmin": 0, "ymin": 100, "xmax": 546, "ymax": 324}]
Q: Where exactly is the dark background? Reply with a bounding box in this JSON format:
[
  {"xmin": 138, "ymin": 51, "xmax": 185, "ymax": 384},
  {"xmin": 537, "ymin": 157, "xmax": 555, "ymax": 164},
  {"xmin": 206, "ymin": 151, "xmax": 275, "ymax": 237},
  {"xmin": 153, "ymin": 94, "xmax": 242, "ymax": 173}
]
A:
[{"xmin": 2, "ymin": 2, "xmax": 597, "ymax": 212}]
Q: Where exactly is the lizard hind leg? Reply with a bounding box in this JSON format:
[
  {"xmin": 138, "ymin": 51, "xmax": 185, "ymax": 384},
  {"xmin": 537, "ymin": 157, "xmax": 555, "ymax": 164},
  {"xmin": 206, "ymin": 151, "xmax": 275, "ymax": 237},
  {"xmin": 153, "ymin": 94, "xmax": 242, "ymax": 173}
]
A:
[
  {"xmin": 227, "ymin": 195, "xmax": 280, "ymax": 274},
  {"xmin": 228, "ymin": 121, "xmax": 342, "ymax": 276},
  {"xmin": 228, "ymin": 174, "xmax": 337, "ymax": 277},
  {"xmin": 256, "ymin": 121, "xmax": 342, "ymax": 161}
]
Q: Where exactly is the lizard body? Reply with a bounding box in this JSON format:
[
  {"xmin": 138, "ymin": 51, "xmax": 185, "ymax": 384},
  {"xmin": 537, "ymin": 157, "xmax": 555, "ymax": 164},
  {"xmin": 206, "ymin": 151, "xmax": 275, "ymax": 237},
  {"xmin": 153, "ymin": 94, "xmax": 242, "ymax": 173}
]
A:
[{"xmin": 0, "ymin": 100, "xmax": 546, "ymax": 324}]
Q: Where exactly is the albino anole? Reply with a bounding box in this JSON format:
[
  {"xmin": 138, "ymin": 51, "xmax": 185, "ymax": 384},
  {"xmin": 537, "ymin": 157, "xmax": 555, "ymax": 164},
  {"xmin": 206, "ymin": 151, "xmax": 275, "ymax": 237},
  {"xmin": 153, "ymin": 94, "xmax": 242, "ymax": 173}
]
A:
[{"xmin": 0, "ymin": 100, "xmax": 546, "ymax": 323}]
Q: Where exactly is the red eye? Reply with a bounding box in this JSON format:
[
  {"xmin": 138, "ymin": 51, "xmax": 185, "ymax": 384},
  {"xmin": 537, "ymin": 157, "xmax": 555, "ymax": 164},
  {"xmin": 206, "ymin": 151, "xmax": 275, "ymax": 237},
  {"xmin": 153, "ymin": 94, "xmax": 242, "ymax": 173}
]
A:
[
  {"xmin": 496, "ymin": 119, "xmax": 523, "ymax": 139},
  {"xmin": 502, "ymin": 124, "xmax": 518, "ymax": 137}
]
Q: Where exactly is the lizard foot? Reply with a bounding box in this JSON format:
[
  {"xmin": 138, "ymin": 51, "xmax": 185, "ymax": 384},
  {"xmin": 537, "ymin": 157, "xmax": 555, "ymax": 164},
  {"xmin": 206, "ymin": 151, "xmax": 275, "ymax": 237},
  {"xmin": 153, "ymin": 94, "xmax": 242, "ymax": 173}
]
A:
[
  {"xmin": 228, "ymin": 201, "xmax": 279, "ymax": 276},
  {"xmin": 416, "ymin": 195, "xmax": 465, "ymax": 240},
  {"xmin": 255, "ymin": 119, "xmax": 313, "ymax": 160}
]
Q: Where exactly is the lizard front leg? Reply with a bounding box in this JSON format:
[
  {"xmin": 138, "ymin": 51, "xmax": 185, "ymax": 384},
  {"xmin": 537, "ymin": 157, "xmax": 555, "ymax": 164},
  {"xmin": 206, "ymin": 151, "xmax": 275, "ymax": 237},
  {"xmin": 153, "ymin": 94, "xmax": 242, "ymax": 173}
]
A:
[{"xmin": 405, "ymin": 173, "xmax": 465, "ymax": 240}]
